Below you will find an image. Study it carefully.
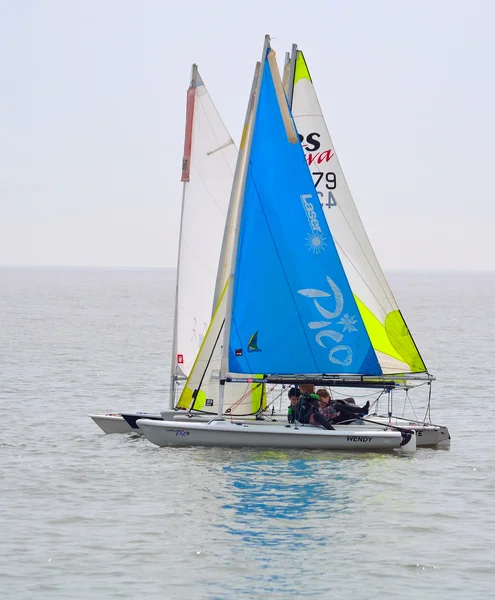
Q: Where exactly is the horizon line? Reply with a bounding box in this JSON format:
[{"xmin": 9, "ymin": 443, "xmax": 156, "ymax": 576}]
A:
[{"xmin": 1, "ymin": 264, "xmax": 495, "ymax": 274}]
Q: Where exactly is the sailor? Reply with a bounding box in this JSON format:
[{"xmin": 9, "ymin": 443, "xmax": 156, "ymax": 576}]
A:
[
  {"xmin": 287, "ymin": 387, "xmax": 301, "ymax": 423},
  {"xmin": 287, "ymin": 388, "xmax": 323, "ymax": 426},
  {"xmin": 315, "ymin": 388, "xmax": 369, "ymax": 424}
]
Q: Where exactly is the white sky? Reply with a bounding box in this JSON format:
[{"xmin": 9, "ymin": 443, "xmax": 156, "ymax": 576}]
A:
[{"xmin": 1, "ymin": 0, "xmax": 493, "ymax": 270}]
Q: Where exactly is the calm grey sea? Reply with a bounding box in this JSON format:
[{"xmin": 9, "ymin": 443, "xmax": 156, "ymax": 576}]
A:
[{"xmin": 1, "ymin": 267, "xmax": 494, "ymax": 600}]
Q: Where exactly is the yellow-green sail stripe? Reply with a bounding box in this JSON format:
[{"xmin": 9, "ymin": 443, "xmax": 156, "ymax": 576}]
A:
[
  {"xmin": 176, "ymin": 280, "xmax": 230, "ymax": 410},
  {"xmin": 354, "ymin": 295, "xmax": 426, "ymax": 373},
  {"xmin": 294, "ymin": 50, "xmax": 311, "ymax": 85},
  {"xmin": 251, "ymin": 376, "xmax": 266, "ymax": 413}
]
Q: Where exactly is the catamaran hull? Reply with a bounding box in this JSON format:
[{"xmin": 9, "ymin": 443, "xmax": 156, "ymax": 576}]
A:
[
  {"xmin": 89, "ymin": 414, "xmax": 134, "ymax": 435},
  {"xmin": 367, "ymin": 416, "xmax": 451, "ymax": 447},
  {"xmin": 89, "ymin": 413, "xmax": 161, "ymax": 435},
  {"xmin": 162, "ymin": 410, "xmax": 448, "ymax": 448},
  {"xmin": 137, "ymin": 419, "xmax": 415, "ymax": 452},
  {"xmin": 90, "ymin": 410, "xmax": 448, "ymax": 448}
]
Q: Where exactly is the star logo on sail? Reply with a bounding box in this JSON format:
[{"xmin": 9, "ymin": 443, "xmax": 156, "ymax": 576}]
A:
[
  {"xmin": 305, "ymin": 232, "xmax": 327, "ymax": 254},
  {"xmin": 247, "ymin": 331, "xmax": 261, "ymax": 352},
  {"xmin": 300, "ymin": 194, "xmax": 327, "ymax": 254},
  {"xmin": 337, "ymin": 313, "xmax": 358, "ymax": 333}
]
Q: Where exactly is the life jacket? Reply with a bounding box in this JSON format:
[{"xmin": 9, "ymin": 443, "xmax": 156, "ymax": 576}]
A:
[{"xmin": 292, "ymin": 393, "xmax": 319, "ymax": 424}]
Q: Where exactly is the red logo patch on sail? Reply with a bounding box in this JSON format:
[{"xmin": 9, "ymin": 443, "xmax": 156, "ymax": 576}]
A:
[
  {"xmin": 306, "ymin": 149, "xmax": 334, "ymax": 166},
  {"xmin": 177, "ymin": 354, "xmax": 184, "ymax": 364}
]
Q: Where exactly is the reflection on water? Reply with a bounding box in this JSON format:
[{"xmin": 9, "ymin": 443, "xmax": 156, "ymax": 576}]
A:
[
  {"xmin": 221, "ymin": 459, "xmax": 337, "ymax": 547},
  {"xmin": 188, "ymin": 450, "xmax": 396, "ymax": 598}
]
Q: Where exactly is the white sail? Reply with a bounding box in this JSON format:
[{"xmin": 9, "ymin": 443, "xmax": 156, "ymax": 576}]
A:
[
  {"xmin": 172, "ymin": 65, "xmax": 237, "ymax": 388},
  {"xmin": 176, "ymin": 279, "xmax": 265, "ymax": 414},
  {"xmin": 290, "ymin": 50, "xmax": 427, "ymax": 376},
  {"xmin": 175, "ymin": 62, "xmax": 267, "ymax": 415}
]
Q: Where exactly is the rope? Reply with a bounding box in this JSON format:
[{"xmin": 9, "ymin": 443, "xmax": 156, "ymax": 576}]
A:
[
  {"xmin": 405, "ymin": 389, "xmax": 419, "ymax": 421},
  {"xmin": 423, "ymin": 382, "xmax": 433, "ymax": 423}
]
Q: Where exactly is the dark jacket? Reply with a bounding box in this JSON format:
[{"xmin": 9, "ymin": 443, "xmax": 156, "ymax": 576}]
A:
[{"xmin": 289, "ymin": 393, "xmax": 319, "ymax": 424}]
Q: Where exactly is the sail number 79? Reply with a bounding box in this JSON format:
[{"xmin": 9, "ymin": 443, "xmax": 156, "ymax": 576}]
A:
[
  {"xmin": 313, "ymin": 172, "xmax": 336, "ymax": 190},
  {"xmin": 312, "ymin": 172, "xmax": 337, "ymax": 209}
]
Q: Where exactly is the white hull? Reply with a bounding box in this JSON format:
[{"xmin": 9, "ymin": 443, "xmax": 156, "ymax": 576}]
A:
[
  {"xmin": 137, "ymin": 418, "xmax": 416, "ymax": 452},
  {"xmin": 89, "ymin": 413, "xmax": 161, "ymax": 435},
  {"xmin": 89, "ymin": 414, "xmax": 134, "ymax": 435},
  {"xmin": 90, "ymin": 409, "xmax": 450, "ymax": 448},
  {"xmin": 366, "ymin": 416, "xmax": 451, "ymax": 447},
  {"xmin": 162, "ymin": 409, "xmax": 450, "ymax": 448}
]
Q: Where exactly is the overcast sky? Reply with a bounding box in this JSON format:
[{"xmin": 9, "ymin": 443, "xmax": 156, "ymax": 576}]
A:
[{"xmin": 1, "ymin": 0, "xmax": 493, "ymax": 270}]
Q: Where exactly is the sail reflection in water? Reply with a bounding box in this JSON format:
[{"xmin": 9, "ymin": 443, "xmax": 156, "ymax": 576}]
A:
[
  {"xmin": 196, "ymin": 453, "xmax": 385, "ymax": 599},
  {"xmin": 218, "ymin": 455, "xmax": 364, "ymax": 548}
]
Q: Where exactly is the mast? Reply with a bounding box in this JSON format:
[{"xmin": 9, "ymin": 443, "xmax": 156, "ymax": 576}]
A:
[
  {"xmin": 217, "ymin": 35, "xmax": 271, "ymax": 416},
  {"xmin": 282, "ymin": 51, "xmax": 290, "ymax": 94},
  {"xmin": 169, "ymin": 64, "xmax": 197, "ymax": 408},
  {"xmin": 286, "ymin": 43, "xmax": 298, "ymax": 110}
]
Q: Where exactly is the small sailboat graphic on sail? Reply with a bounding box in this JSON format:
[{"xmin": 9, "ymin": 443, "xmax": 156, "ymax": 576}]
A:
[
  {"xmin": 247, "ymin": 331, "xmax": 261, "ymax": 353},
  {"xmin": 137, "ymin": 36, "xmax": 418, "ymax": 451}
]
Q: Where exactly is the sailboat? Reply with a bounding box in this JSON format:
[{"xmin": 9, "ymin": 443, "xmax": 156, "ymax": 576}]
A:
[
  {"xmin": 285, "ymin": 44, "xmax": 450, "ymax": 447},
  {"xmin": 89, "ymin": 64, "xmax": 240, "ymax": 434},
  {"xmin": 136, "ymin": 36, "xmax": 418, "ymax": 452}
]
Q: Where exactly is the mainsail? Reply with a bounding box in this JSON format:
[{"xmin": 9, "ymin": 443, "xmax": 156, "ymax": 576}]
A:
[
  {"xmin": 288, "ymin": 48, "xmax": 428, "ymax": 376},
  {"xmin": 172, "ymin": 65, "xmax": 237, "ymax": 390},
  {"xmin": 223, "ymin": 41, "xmax": 381, "ymax": 379}
]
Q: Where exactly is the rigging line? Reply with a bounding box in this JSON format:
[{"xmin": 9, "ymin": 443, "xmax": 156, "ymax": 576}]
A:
[
  {"xmin": 406, "ymin": 389, "xmax": 419, "ymax": 421},
  {"xmin": 423, "ymin": 382, "xmax": 432, "ymax": 423},
  {"xmin": 243, "ymin": 171, "xmax": 321, "ymax": 372},
  {"xmin": 188, "ymin": 163, "xmax": 229, "ymax": 218},
  {"xmin": 180, "ymin": 237, "xmax": 217, "ymax": 276},
  {"xmin": 368, "ymin": 388, "xmax": 387, "ymax": 410},
  {"xmin": 187, "ymin": 384, "xmax": 278, "ymax": 418},
  {"xmin": 263, "ymin": 385, "xmax": 285, "ymax": 409},
  {"xmin": 330, "ymin": 388, "xmax": 382, "ymax": 399},
  {"xmin": 189, "ymin": 318, "xmax": 225, "ymax": 413},
  {"xmin": 226, "ymin": 383, "xmax": 261, "ymax": 414}
]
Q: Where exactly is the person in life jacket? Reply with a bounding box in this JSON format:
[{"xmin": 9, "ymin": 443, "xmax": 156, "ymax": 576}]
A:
[
  {"xmin": 287, "ymin": 387, "xmax": 301, "ymax": 423},
  {"xmin": 315, "ymin": 388, "xmax": 369, "ymax": 424},
  {"xmin": 287, "ymin": 388, "xmax": 335, "ymax": 430}
]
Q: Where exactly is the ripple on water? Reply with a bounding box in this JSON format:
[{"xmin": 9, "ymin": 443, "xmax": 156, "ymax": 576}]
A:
[{"xmin": 1, "ymin": 269, "xmax": 495, "ymax": 599}]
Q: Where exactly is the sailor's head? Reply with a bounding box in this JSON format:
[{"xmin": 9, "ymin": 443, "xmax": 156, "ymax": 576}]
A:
[
  {"xmin": 316, "ymin": 388, "xmax": 331, "ymax": 406},
  {"xmin": 288, "ymin": 387, "xmax": 301, "ymax": 405}
]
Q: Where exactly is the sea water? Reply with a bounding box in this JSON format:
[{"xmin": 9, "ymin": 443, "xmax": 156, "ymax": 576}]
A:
[{"xmin": 1, "ymin": 267, "xmax": 494, "ymax": 599}]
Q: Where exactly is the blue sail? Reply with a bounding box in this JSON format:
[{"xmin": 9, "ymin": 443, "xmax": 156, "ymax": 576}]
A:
[{"xmin": 228, "ymin": 53, "xmax": 381, "ymax": 376}]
